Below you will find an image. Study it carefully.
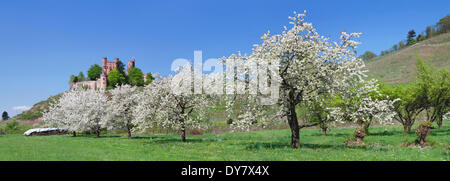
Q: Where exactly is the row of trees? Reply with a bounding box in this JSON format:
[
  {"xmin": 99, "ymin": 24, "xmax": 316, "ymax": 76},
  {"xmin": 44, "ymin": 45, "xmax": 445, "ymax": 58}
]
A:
[
  {"xmin": 44, "ymin": 78, "xmax": 210, "ymax": 142},
  {"xmin": 225, "ymin": 12, "xmax": 401, "ymax": 147},
  {"xmin": 45, "ymin": 11, "xmax": 400, "ymax": 149},
  {"xmin": 378, "ymin": 15, "xmax": 450, "ymax": 57},
  {"xmin": 45, "ymin": 12, "xmax": 447, "ymax": 148},
  {"xmin": 107, "ymin": 67, "xmax": 154, "ymax": 89},
  {"xmin": 359, "ymin": 15, "xmax": 450, "ymax": 61},
  {"xmin": 379, "ymin": 58, "xmax": 449, "ymax": 133}
]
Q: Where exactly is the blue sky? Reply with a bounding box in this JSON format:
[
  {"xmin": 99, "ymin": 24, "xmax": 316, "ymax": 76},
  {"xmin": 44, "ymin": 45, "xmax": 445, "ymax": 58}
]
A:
[{"xmin": 0, "ymin": 0, "xmax": 448, "ymax": 116}]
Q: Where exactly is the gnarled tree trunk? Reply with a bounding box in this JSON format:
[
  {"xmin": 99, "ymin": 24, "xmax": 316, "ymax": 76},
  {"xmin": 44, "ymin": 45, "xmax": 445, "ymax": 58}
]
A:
[
  {"xmin": 354, "ymin": 128, "xmax": 366, "ymax": 144},
  {"xmin": 286, "ymin": 92, "xmax": 300, "ymax": 148},
  {"xmin": 416, "ymin": 122, "xmax": 432, "ymax": 146},
  {"xmin": 289, "ymin": 121, "xmax": 300, "ymax": 148}
]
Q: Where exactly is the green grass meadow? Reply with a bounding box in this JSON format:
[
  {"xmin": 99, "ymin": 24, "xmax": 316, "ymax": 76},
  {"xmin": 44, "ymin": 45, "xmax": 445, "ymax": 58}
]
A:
[{"xmin": 0, "ymin": 121, "xmax": 448, "ymax": 161}]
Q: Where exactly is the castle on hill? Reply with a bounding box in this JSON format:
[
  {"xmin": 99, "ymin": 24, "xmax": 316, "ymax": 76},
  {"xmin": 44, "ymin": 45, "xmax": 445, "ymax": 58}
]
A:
[{"xmin": 71, "ymin": 57, "xmax": 147, "ymax": 89}]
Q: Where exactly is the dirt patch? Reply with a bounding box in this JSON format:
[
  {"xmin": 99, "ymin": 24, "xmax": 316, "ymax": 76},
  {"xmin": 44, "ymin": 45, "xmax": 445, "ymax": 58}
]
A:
[{"xmin": 188, "ymin": 129, "xmax": 203, "ymax": 135}]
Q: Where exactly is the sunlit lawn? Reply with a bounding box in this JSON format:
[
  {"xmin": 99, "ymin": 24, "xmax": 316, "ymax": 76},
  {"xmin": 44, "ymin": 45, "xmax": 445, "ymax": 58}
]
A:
[{"xmin": 0, "ymin": 121, "xmax": 448, "ymax": 161}]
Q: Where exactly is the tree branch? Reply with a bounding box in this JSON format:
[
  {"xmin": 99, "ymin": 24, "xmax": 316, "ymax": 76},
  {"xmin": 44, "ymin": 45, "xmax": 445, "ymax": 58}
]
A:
[{"xmin": 299, "ymin": 120, "xmax": 324, "ymax": 129}]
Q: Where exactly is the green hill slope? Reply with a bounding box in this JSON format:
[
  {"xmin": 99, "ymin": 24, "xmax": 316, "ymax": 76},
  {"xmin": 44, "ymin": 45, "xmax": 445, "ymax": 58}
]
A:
[
  {"xmin": 5, "ymin": 94, "xmax": 62, "ymax": 126},
  {"xmin": 365, "ymin": 32, "xmax": 450, "ymax": 84}
]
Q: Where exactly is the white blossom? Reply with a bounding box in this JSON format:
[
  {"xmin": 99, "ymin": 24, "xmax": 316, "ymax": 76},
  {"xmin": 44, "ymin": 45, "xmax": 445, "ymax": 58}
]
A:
[
  {"xmin": 329, "ymin": 79, "xmax": 399, "ymax": 126},
  {"xmin": 222, "ymin": 11, "xmax": 386, "ymax": 148},
  {"xmin": 133, "ymin": 66, "xmax": 212, "ymax": 141},
  {"xmin": 444, "ymin": 112, "xmax": 450, "ymax": 120},
  {"xmin": 43, "ymin": 88, "xmax": 108, "ymax": 135},
  {"xmin": 105, "ymin": 84, "xmax": 140, "ymax": 137}
]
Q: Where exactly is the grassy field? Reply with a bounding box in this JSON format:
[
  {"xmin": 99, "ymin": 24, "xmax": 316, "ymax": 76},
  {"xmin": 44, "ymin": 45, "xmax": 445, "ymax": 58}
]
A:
[{"xmin": 0, "ymin": 121, "xmax": 448, "ymax": 161}]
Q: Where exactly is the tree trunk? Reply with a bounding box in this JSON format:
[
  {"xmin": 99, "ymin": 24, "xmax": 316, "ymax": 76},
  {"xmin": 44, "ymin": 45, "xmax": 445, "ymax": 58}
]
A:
[
  {"xmin": 72, "ymin": 131, "xmax": 77, "ymax": 137},
  {"xmin": 127, "ymin": 123, "xmax": 132, "ymax": 139},
  {"xmin": 181, "ymin": 127, "xmax": 186, "ymax": 142},
  {"xmin": 355, "ymin": 137, "xmax": 363, "ymax": 144},
  {"xmin": 403, "ymin": 124, "xmax": 412, "ymax": 134},
  {"xmin": 420, "ymin": 133, "xmax": 426, "ymax": 145},
  {"xmin": 418, "ymin": 133, "xmax": 427, "ymax": 146},
  {"xmin": 96, "ymin": 128, "xmax": 100, "ymax": 138},
  {"xmin": 286, "ymin": 98, "xmax": 300, "ymax": 148},
  {"xmin": 437, "ymin": 119, "xmax": 442, "ymax": 129},
  {"xmin": 320, "ymin": 122, "xmax": 327, "ymax": 136},
  {"xmin": 365, "ymin": 122, "xmax": 371, "ymax": 135},
  {"xmin": 181, "ymin": 120, "xmax": 186, "ymax": 142},
  {"xmin": 354, "ymin": 128, "xmax": 366, "ymax": 144},
  {"xmin": 362, "ymin": 121, "xmax": 371, "ymax": 135},
  {"xmin": 290, "ymin": 124, "xmax": 300, "ymax": 148},
  {"xmin": 322, "ymin": 128, "xmax": 327, "ymax": 136},
  {"xmin": 416, "ymin": 123, "xmax": 432, "ymax": 146}
]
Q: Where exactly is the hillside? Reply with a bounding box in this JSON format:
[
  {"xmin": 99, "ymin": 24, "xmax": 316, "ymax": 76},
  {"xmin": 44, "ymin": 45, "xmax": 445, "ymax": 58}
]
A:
[
  {"xmin": 5, "ymin": 94, "xmax": 62, "ymax": 126},
  {"xmin": 365, "ymin": 32, "xmax": 450, "ymax": 84}
]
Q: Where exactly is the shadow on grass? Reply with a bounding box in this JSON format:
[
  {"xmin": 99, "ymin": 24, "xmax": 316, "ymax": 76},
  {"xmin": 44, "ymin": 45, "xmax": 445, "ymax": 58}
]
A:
[
  {"xmin": 244, "ymin": 142, "xmax": 289, "ymax": 150},
  {"xmin": 138, "ymin": 136, "xmax": 229, "ymax": 145},
  {"xmin": 130, "ymin": 135, "xmax": 166, "ymax": 140},
  {"xmin": 323, "ymin": 133, "xmax": 351, "ymax": 137},
  {"xmin": 72, "ymin": 134, "xmax": 123, "ymax": 139},
  {"xmin": 327, "ymin": 130, "xmax": 416, "ymax": 137},
  {"xmin": 243, "ymin": 141, "xmax": 388, "ymax": 151},
  {"xmin": 429, "ymin": 128, "xmax": 449, "ymax": 136},
  {"xmin": 442, "ymin": 151, "xmax": 450, "ymax": 158},
  {"xmin": 367, "ymin": 131, "xmax": 399, "ymax": 136},
  {"xmin": 71, "ymin": 134, "xmax": 226, "ymax": 143}
]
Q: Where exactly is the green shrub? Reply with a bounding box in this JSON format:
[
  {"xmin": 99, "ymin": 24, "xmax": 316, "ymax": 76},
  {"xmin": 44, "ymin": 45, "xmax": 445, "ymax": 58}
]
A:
[{"xmin": 0, "ymin": 121, "xmax": 32, "ymax": 134}]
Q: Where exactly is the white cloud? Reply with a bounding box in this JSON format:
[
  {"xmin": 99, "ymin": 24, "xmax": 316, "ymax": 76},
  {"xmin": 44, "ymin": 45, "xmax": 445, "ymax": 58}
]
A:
[{"xmin": 12, "ymin": 106, "xmax": 31, "ymax": 111}]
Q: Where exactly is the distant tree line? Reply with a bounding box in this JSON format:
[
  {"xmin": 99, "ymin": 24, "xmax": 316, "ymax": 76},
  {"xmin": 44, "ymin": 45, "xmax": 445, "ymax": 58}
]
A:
[{"xmin": 359, "ymin": 15, "xmax": 450, "ymax": 61}]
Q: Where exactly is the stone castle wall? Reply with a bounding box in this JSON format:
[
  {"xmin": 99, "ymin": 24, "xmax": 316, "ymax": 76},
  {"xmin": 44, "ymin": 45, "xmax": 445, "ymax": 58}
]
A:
[
  {"xmin": 71, "ymin": 75, "xmax": 107, "ymax": 89},
  {"xmin": 71, "ymin": 57, "xmax": 139, "ymax": 89}
]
